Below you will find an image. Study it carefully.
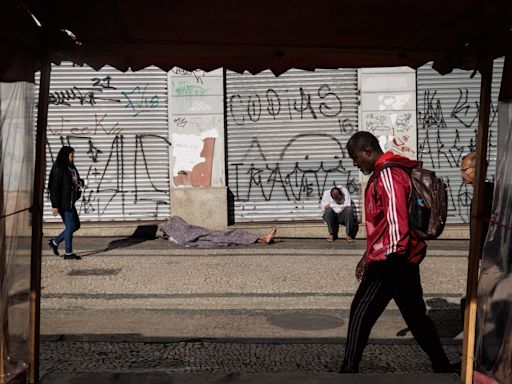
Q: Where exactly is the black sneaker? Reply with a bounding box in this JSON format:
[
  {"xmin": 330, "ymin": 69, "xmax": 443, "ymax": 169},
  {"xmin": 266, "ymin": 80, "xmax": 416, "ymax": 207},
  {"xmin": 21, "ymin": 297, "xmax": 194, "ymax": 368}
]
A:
[
  {"xmin": 338, "ymin": 365, "xmax": 358, "ymax": 373},
  {"xmin": 63, "ymin": 253, "xmax": 81, "ymax": 260},
  {"xmin": 48, "ymin": 239, "xmax": 59, "ymax": 256},
  {"xmin": 433, "ymin": 361, "xmax": 461, "ymax": 374}
]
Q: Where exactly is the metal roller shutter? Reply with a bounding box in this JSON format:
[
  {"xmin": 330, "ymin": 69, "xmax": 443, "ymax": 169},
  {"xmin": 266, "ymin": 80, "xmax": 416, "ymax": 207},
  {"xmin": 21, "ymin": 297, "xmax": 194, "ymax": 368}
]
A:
[
  {"xmin": 416, "ymin": 58, "xmax": 504, "ymax": 223},
  {"xmin": 38, "ymin": 62, "xmax": 169, "ymax": 221},
  {"xmin": 417, "ymin": 59, "xmax": 503, "ymax": 223},
  {"xmin": 226, "ymin": 69, "xmax": 359, "ymax": 222}
]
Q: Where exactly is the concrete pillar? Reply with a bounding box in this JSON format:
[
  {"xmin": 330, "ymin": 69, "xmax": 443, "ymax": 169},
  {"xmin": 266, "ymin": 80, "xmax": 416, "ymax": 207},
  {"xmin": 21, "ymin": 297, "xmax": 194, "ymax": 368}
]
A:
[{"xmin": 168, "ymin": 68, "xmax": 227, "ymax": 229}]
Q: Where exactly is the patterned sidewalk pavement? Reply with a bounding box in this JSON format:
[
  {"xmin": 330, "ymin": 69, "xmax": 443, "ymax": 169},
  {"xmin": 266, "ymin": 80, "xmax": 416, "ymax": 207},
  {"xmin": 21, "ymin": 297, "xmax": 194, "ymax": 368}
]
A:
[{"xmin": 40, "ymin": 339, "xmax": 462, "ymax": 377}]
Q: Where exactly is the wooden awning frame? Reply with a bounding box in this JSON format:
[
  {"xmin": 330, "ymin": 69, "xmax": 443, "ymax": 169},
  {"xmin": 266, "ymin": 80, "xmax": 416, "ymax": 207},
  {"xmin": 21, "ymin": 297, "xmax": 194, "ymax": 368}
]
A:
[{"xmin": 1, "ymin": 1, "xmax": 511, "ymax": 383}]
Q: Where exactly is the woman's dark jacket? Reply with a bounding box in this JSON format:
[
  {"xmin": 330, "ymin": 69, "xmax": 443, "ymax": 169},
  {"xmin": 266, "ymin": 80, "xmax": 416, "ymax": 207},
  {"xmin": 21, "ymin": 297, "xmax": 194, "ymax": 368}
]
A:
[{"xmin": 48, "ymin": 166, "xmax": 82, "ymax": 210}]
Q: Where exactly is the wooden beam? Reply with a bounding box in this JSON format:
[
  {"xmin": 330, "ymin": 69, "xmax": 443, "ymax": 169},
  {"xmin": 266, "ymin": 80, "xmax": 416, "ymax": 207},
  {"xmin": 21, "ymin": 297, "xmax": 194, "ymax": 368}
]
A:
[
  {"xmin": 59, "ymin": 42, "xmax": 481, "ymax": 75},
  {"xmin": 461, "ymin": 55, "xmax": 493, "ymax": 383},
  {"xmin": 28, "ymin": 57, "xmax": 51, "ymax": 384}
]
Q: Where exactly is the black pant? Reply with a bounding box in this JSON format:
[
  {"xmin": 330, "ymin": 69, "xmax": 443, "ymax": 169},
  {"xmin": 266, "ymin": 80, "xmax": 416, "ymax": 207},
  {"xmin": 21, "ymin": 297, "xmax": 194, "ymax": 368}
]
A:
[
  {"xmin": 322, "ymin": 207, "xmax": 358, "ymax": 239},
  {"xmin": 342, "ymin": 260, "xmax": 451, "ymax": 372}
]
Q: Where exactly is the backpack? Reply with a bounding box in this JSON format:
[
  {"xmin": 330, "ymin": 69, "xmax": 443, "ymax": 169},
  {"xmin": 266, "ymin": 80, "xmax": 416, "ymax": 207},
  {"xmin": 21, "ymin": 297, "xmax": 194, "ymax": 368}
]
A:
[{"xmin": 374, "ymin": 162, "xmax": 448, "ymax": 240}]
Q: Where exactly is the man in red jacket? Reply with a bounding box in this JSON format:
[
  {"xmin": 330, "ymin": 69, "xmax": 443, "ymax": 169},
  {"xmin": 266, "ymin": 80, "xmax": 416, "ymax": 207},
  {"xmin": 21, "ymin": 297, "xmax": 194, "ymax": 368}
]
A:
[{"xmin": 340, "ymin": 131, "xmax": 455, "ymax": 373}]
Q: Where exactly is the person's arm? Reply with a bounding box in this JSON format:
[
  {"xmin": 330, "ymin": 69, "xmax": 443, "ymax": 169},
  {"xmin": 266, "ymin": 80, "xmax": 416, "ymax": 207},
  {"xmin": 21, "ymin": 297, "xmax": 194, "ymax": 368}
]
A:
[
  {"xmin": 75, "ymin": 166, "xmax": 84, "ymax": 188},
  {"xmin": 355, "ymin": 251, "xmax": 367, "ymax": 282},
  {"xmin": 321, "ymin": 190, "xmax": 332, "ymax": 211},
  {"xmin": 341, "ymin": 186, "xmax": 351, "ymax": 208},
  {"xmin": 49, "ymin": 167, "xmax": 63, "ymax": 213},
  {"xmin": 377, "ymin": 167, "xmax": 412, "ymax": 260}
]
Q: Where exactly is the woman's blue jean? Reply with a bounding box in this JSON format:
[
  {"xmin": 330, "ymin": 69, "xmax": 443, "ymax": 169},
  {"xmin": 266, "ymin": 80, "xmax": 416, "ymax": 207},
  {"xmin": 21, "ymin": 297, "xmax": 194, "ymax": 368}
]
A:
[{"xmin": 53, "ymin": 206, "xmax": 80, "ymax": 254}]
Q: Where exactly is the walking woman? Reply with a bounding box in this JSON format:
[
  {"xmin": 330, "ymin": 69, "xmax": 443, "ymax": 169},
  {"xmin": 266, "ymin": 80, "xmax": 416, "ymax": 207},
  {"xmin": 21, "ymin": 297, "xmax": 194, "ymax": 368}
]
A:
[{"xmin": 47, "ymin": 146, "xmax": 83, "ymax": 260}]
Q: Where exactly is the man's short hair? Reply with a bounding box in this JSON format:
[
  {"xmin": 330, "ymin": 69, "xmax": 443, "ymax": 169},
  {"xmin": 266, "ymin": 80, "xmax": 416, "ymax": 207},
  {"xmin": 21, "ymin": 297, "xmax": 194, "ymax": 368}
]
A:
[
  {"xmin": 462, "ymin": 152, "xmax": 476, "ymax": 167},
  {"xmin": 346, "ymin": 131, "xmax": 381, "ymax": 155},
  {"xmin": 330, "ymin": 187, "xmax": 342, "ymax": 198}
]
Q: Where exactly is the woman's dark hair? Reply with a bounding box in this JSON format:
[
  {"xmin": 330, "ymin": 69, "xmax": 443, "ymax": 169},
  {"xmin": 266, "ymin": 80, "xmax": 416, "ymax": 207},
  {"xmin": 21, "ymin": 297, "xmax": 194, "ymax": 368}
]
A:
[
  {"xmin": 53, "ymin": 146, "xmax": 75, "ymax": 170},
  {"xmin": 48, "ymin": 146, "xmax": 75, "ymax": 193}
]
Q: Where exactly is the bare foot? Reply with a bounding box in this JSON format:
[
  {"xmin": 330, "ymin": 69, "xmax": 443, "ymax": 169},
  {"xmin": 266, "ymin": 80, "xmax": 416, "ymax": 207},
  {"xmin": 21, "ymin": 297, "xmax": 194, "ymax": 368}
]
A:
[
  {"xmin": 258, "ymin": 227, "xmax": 277, "ymax": 244},
  {"xmin": 327, "ymin": 234, "xmax": 335, "ymax": 242},
  {"xmin": 345, "ymin": 236, "xmax": 354, "ymax": 243}
]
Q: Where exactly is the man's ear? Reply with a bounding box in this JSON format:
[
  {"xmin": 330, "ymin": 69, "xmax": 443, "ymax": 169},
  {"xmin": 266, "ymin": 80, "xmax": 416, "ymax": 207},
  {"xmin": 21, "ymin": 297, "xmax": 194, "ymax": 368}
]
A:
[{"xmin": 363, "ymin": 146, "xmax": 373, "ymax": 159}]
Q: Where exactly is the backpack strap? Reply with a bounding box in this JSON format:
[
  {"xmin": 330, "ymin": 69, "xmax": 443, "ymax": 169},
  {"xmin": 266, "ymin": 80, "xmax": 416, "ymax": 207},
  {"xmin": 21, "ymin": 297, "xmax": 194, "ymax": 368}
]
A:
[{"xmin": 372, "ymin": 164, "xmax": 413, "ymax": 203}]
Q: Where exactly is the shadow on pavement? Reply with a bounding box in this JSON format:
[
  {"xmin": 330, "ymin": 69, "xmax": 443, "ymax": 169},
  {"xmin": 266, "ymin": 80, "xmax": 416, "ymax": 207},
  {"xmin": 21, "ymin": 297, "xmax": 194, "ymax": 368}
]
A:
[
  {"xmin": 396, "ymin": 297, "xmax": 463, "ymax": 339},
  {"xmin": 78, "ymin": 225, "xmax": 158, "ymax": 257}
]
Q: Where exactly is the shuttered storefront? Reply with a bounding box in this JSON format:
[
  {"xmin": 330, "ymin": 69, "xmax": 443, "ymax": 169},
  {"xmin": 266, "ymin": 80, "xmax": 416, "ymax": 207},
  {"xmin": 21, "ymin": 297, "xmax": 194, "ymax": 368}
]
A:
[
  {"xmin": 226, "ymin": 69, "xmax": 359, "ymax": 222},
  {"xmin": 416, "ymin": 58, "xmax": 504, "ymax": 223},
  {"xmin": 40, "ymin": 63, "xmax": 170, "ymax": 221}
]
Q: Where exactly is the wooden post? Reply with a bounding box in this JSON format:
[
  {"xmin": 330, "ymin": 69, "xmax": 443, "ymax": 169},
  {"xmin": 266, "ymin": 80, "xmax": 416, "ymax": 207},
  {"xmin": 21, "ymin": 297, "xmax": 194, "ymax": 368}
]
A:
[
  {"xmin": 0, "ymin": 82, "xmax": 6, "ymax": 384},
  {"xmin": 0, "ymin": 165, "xmax": 9, "ymax": 384},
  {"xmin": 28, "ymin": 58, "xmax": 51, "ymax": 384},
  {"xmin": 461, "ymin": 55, "xmax": 493, "ymax": 383}
]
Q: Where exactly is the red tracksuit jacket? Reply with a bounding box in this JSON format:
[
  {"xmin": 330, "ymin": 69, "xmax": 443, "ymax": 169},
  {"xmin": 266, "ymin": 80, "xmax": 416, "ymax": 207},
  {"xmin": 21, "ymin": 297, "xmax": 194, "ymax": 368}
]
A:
[{"xmin": 365, "ymin": 151, "xmax": 427, "ymax": 265}]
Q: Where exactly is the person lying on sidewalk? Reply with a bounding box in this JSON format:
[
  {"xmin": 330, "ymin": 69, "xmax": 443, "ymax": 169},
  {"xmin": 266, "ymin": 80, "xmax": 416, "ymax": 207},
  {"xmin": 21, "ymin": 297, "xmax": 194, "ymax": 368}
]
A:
[{"xmin": 160, "ymin": 216, "xmax": 277, "ymax": 248}]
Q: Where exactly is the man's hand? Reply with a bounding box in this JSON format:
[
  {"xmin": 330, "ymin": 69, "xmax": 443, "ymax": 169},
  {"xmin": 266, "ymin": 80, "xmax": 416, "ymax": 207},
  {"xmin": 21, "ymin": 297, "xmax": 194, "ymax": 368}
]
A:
[
  {"xmin": 355, "ymin": 254, "xmax": 367, "ymax": 282},
  {"xmin": 324, "ymin": 204, "xmax": 331, "ymax": 209},
  {"xmin": 52, "ymin": 208, "xmax": 58, "ymax": 216}
]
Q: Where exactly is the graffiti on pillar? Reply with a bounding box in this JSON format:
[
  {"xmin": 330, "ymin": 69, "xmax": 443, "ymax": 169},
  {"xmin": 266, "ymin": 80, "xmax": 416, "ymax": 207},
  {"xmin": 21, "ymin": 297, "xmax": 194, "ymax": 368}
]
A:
[
  {"xmin": 170, "ymin": 68, "xmax": 223, "ymax": 187},
  {"xmin": 362, "ymin": 93, "xmax": 416, "ymax": 158}
]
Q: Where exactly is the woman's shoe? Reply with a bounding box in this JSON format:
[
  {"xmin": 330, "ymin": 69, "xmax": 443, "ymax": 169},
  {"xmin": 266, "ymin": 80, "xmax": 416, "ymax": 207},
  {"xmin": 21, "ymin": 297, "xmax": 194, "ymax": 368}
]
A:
[
  {"xmin": 64, "ymin": 253, "xmax": 81, "ymax": 260},
  {"xmin": 48, "ymin": 239, "xmax": 59, "ymax": 256}
]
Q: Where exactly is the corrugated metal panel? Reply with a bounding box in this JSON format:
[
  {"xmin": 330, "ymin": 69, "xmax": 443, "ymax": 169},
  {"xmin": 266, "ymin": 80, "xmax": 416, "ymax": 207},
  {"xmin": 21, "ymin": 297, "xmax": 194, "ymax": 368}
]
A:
[
  {"xmin": 37, "ymin": 62, "xmax": 170, "ymax": 221},
  {"xmin": 416, "ymin": 58, "xmax": 504, "ymax": 223},
  {"xmin": 226, "ymin": 69, "xmax": 360, "ymax": 222}
]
